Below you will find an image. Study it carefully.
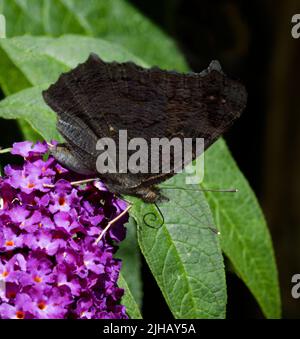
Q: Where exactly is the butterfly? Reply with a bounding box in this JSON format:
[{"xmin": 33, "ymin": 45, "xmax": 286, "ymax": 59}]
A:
[{"xmin": 42, "ymin": 53, "xmax": 247, "ymax": 204}]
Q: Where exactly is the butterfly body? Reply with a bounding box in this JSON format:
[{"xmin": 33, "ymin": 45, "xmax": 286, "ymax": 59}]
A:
[{"xmin": 43, "ymin": 54, "xmax": 247, "ymax": 203}]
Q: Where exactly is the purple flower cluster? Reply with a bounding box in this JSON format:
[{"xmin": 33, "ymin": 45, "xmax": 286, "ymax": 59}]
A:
[{"xmin": 0, "ymin": 141, "xmax": 128, "ymax": 319}]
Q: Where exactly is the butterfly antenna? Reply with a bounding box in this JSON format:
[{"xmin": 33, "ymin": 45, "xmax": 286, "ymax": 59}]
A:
[
  {"xmin": 143, "ymin": 202, "xmax": 165, "ymax": 229},
  {"xmin": 162, "ymin": 186, "xmax": 238, "ymax": 193}
]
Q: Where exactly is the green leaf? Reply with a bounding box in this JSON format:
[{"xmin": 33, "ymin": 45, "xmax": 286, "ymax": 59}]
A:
[
  {"xmin": 0, "ymin": 35, "xmax": 146, "ymax": 89},
  {"xmin": 202, "ymin": 140, "xmax": 281, "ymax": 318},
  {"xmin": 0, "ymin": 85, "xmax": 61, "ymax": 141},
  {"xmin": 0, "ymin": 46, "xmax": 30, "ymax": 95},
  {"xmin": 118, "ymin": 217, "xmax": 143, "ymax": 308},
  {"xmin": 0, "ymin": 0, "xmax": 187, "ymax": 71},
  {"xmin": 118, "ymin": 273, "xmax": 142, "ymax": 319},
  {"xmin": 127, "ymin": 173, "xmax": 227, "ymax": 319}
]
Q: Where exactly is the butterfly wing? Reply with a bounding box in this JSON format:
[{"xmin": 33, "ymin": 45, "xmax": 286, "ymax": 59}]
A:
[{"xmin": 43, "ymin": 54, "xmax": 247, "ymax": 192}]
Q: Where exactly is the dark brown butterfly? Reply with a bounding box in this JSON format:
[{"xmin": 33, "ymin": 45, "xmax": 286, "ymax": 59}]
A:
[{"xmin": 42, "ymin": 53, "xmax": 247, "ymax": 203}]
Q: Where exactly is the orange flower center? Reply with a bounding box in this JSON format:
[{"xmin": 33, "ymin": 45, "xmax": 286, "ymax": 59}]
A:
[
  {"xmin": 27, "ymin": 182, "xmax": 35, "ymax": 189},
  {"xmin": 58, "ymin": 197, "xmax": 66, "ymax": 206},
  {"xmin": 16, "ymin": 311, "xmax": 25, "ymax": 319},
  {"xmin": 5, "ymin": 240, "xmax": 14, "ymax": 247},
  {"xmin": 2, "ymin": 271, "xmax": 8, "ymax": 277},
  {"xmin": 38, "ymin": 302, "xmax": 46, "ymax": 310},
  {"xmin": 34, "ymin": 276, "xmax": 42, "ymax": 283}
]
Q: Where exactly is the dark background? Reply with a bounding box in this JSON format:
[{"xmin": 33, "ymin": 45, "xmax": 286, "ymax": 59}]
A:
[
  {"xmin": 128, "ymin": 0, "xmax": 300, "ymax": 319},
  {"xmin": 0, "ymin": 0, "xmax": 299, "ymax": 319}
]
